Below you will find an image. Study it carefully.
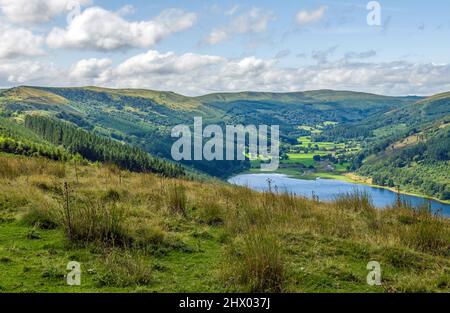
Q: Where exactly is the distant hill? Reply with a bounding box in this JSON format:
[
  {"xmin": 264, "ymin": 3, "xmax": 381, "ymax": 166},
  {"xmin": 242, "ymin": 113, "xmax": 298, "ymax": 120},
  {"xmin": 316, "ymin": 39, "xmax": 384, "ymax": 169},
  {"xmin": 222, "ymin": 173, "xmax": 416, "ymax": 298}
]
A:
[
  {"xmin": 0, "ymin": 85, "xmax": 435, "ymax": 178},
  {"xmin": 343, "ymin": 93, "xmax": 450, "ymax": 200}
]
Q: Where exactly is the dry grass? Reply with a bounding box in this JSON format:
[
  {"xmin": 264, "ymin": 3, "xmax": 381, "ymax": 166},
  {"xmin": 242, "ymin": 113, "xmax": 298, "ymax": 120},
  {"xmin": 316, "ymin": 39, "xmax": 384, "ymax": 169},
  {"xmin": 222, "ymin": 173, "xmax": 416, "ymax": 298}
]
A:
[
  {"xmin": 0, "ymin": 155, "xmax": 66, "ymax": 179},
  {"xmin": 224, "ymin": 227, "xmax": 285, "ymax": 292},
  {"xmin": 0, "ymin": 154, "xmax": 449, "ymax": 292},
  {"xmin": 166, "ymin": 182, "xmax": 187, "ymax": 215}
]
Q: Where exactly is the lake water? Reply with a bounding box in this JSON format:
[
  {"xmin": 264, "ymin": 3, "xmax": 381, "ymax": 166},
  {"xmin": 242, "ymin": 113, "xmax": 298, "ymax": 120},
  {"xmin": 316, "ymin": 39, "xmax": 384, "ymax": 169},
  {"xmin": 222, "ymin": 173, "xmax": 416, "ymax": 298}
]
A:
[{"xmin": 228, "ymin": 173, "xmax": 450, "ymax": 217}]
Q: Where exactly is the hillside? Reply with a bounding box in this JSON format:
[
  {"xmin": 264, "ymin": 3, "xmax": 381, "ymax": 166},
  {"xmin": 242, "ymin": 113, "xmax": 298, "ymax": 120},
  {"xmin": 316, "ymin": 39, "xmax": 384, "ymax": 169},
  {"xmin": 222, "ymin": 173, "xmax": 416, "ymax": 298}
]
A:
[
  {"xmin": 0, "ymin": 154, "xmax": 448, "ymax": 292},
  {"xmin": 357, "ymin": 124, "xmax": 449, "ymax": 200},
  {"xmin": 0, "ymin": 115, "xmax": 185, "ymax": 178},
  {"xmin": 0, "ymin": 86, "xmax": 419, "ymax": 177},
  {"xmin": 326, "ymin": 93, "xmax": 450, "ymax": 201},
  {"xmin": 0, "ymin": 87, "xmax": 69, "ymax": 106}
]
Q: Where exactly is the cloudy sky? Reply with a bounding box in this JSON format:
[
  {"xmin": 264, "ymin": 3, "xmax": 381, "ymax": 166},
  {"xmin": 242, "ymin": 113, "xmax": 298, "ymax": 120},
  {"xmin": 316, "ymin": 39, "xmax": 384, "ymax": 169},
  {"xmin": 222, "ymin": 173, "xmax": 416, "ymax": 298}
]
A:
[{"xmin": 1, "ymin": 0, "xmax": 450, "ymax": 96}]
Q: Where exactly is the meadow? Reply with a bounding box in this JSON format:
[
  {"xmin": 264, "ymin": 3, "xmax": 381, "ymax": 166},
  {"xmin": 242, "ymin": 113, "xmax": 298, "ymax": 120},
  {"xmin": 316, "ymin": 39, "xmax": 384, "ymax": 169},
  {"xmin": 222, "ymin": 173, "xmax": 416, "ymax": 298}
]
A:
[
  {"xmin": 251, "ymin": 124, "xmax": 360, "ymax": 179},
  {"xmin": 0, "ymin": 153, "xmax": 449, "ymax": 293}
]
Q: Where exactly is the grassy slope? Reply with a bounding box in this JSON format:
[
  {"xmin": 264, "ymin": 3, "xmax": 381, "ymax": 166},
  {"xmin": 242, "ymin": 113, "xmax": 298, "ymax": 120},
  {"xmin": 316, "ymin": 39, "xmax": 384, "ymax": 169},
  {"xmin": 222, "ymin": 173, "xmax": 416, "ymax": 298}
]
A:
[
  {"xmin": 1, "ymin": 86, "xmax": 415, "ymax": 119},
  {"xmin": 0, "ymin": 154, "xmax": 449, "ymax": 293},
  {"xmin": 195, "ymin": 89, "xmax": 406, "ymax": 104},
  {"xmin": 45, "ymin": 86, "xmax": 203, "ymax": 111},
  {"xmin": 0, "ymin": 87, "xmax": 69, "ymax": 106}
]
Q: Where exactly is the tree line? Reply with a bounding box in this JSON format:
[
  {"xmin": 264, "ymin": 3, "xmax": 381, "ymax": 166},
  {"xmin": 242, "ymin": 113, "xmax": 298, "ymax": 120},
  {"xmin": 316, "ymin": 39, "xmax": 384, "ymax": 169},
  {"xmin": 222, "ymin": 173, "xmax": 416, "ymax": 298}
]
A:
[{"xmin": 24, "ymin": 115, "xmax": 185, "ymax": 177}]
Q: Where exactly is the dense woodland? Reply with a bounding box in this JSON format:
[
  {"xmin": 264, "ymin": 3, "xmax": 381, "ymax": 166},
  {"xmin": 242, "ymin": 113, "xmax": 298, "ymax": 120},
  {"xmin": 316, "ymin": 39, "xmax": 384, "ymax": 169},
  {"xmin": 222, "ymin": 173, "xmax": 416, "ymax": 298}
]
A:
[
  {"xmin": 23, "ymin": 115, "xmax": 185, "ymax": 178},
  {"xmin": 357, "ymin": 127, "xmax": 450, "ymax": 200},
  {"xmin": 0, "ymin": 117, "xmax": 70, "ymax": 161},
  {"xmin": 306, "ymin": 93, "xmax": 450, "ymax": 201}
]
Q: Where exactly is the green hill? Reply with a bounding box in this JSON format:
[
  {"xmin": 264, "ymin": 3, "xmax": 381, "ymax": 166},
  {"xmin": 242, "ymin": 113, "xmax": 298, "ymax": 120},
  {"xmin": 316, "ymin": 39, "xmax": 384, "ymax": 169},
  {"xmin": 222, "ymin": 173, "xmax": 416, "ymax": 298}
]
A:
[
  {"xmin": 339, "ymin": 93, "xmax": 450, "ymax": 200},
  {"xmin": 0, "ymin": 86, "xmax": 419, "ymax": 177}
]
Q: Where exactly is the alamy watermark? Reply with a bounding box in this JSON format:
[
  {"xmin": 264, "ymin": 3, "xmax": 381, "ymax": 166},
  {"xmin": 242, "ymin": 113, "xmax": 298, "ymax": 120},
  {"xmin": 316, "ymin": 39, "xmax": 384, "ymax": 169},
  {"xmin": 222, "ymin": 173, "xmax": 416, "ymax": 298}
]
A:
[
  {"xmin": 367, "ymin": 1, "xmax": 382, "ymax": 26},
  {"xmin": 66, "ymin": 261, "xmax": 81, "ymax": 286},
  {"xmin": 171, "ymin": 117, "xmax": 280, "ymax": 171},
  {"xmin": 366, "ymin": 261, "xmax": 382, "ymax": 286}
]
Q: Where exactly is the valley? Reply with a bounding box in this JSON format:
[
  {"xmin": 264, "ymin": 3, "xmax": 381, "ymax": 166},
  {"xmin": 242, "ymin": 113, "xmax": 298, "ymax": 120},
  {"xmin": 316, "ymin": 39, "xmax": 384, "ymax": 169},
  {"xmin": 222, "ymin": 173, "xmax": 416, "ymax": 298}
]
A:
[
  {"xmin": 0, "ymin": 85, "xmax": 449, "ymax": 293},
  {"xmin": 0, "ymin": 86, "xmax": 448, "ymax": 202}
]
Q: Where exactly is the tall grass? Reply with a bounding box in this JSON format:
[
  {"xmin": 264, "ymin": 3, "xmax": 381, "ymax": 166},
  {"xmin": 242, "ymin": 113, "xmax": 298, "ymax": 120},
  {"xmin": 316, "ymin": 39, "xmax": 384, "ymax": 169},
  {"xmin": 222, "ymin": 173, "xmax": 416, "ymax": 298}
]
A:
[
  {"xmin": 61, "ymin": 192, "xmax": 130, "ymax": 247},
  {"xmin": 22, "ymin": 204, "xmax": 59, "ymax": 230},
  {"xmin": 0, "ymin": 155, "xmax": 65, "ymax": 179},
  {"xmin": 166, "ymin": 182, "xmax": 187, "ymax": 215},
  {"xmin": 225, "ymin": 228, "xmax": 285, "ymax": 292},
  {"xmin": 1, "ymin": 155, "xmax": 449, "ymax": 292},
  {"xmin": 197, "ymin": 195, "xmax": 224, "ymax": 225},
  {"xmin": 401, "ymin": 214, "xmax": 449, "ymax": 255},
  {"xmin": 96, "ymin": 250, "xmax": 152, "ymax": 287},
  {"xmin": 334, "ymin": 190, "xmax": 375, "ymax": 214}
]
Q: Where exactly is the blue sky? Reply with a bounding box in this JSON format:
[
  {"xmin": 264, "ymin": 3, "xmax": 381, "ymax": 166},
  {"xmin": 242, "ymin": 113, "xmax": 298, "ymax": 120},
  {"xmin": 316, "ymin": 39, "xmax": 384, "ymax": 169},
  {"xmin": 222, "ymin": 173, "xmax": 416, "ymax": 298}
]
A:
[{"xmin": 1, "ymin": 0, "xmax": 450, "ymax": 95}]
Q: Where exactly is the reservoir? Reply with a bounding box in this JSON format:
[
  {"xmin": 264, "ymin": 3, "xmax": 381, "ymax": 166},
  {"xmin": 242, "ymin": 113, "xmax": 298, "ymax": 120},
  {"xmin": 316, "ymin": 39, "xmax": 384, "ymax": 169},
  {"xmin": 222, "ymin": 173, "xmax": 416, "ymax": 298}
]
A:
[{"xmin": 228, "ymin": 173, "xmax": 450, "ymax": 217}]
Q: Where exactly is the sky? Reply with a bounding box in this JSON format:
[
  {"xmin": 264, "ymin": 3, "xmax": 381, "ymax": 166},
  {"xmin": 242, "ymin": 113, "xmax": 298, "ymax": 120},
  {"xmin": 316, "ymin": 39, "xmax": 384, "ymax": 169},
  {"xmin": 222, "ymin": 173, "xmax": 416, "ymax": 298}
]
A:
[{"xmin": 1, "ymin": 0, "xmax": 450, "ymax": 96}]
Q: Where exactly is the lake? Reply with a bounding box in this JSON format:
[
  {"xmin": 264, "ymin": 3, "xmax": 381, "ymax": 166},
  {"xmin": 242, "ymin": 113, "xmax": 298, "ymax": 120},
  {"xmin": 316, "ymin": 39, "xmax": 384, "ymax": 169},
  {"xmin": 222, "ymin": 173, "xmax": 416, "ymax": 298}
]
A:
[{"xmin": 228, "ymin": 173, "xmax": 450, "ymax": 217}]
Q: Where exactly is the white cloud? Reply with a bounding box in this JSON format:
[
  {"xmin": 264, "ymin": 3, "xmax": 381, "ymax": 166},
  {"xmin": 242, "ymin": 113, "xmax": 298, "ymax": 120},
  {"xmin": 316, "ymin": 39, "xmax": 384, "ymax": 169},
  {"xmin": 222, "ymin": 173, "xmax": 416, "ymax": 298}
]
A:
[
  {"xmin": 206, "ymin": 29, "xmax": 230, "ymax": 46},
  {"xmin": 46, "ymin": 7, "xmax": 197, "ymax": 51},
  {"xmin": 69, "ymin": 58, "xmax": 112, "ymax": 84},
  {"xmin": 0, "ymin": 60, "xmax": 61, "ymax": 84},
  {"xmin": 0, "ymin": 23, "xmax": 44, "ymax": 59},
  {"xmin": 2, "ymin": 51, "xmax": 450, "ymax": 97},
  {"xmin": 205, "ymin": 7, "xmax": 275, "ymax": 45},
  {"xmin": 116, "ymin": 51, "xmax": 223, "ymax": 75},
  {"xmin": 107, "ymin": 53, "xmax": 450, "ymax": 96},
  {"xmin": 296, "ymin": 6, "xmax": 327, "ymax": 26},
  {"xmin": 0, "ymin": 0, "xmax": 91, "ymax": 24}
]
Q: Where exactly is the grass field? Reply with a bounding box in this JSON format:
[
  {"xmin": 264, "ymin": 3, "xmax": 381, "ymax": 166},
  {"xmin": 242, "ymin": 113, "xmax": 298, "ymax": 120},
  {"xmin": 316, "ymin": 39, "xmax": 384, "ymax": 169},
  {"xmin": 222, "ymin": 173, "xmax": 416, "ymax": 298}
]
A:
[
  {"xmin": 285, "ymin": 153, "xmax": 327, "ymax": 167},
  {"xmin": 283, "ymin": 131, "xmax": 359, "ymax": 171},
  {"xmin": 0, "ymin": 154, "xmax": 449, "ymax": 293}
]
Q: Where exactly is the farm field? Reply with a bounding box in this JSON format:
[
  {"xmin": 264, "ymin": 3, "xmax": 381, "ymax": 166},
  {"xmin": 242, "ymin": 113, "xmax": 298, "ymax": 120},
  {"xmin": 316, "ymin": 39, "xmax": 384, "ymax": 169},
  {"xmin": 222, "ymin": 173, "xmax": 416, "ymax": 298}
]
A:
[{"xmin": 252, "ymin": 124, "xmax": 362, "ymax": 179}]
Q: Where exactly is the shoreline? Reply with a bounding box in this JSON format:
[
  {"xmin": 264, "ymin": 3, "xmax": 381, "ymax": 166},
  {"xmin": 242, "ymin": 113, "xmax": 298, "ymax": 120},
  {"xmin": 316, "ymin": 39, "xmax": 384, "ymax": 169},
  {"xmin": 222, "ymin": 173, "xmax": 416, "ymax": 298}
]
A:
[
  {"xmin": 341, "ymin": 173, "xmax": 450, "ymax": 205},
  {"xmin": 234, "ymin": 169, "xmax": 450, "ymax": 205}
]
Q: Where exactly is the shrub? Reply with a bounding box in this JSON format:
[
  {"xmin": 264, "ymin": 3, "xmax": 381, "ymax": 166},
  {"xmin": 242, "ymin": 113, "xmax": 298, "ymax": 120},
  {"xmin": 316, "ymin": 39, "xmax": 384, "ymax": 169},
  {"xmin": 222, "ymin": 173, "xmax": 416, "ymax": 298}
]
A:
[
  {"xmin": 131, "ymin": 224, "xmax": 166, "ymax": 248},
  {"xmin": 41, "ymin": 266, "xmax": 65, "ymax": 280},
  {"xmin": 102, "ymin": 188, "xmax": 121, "ymax": 203}
]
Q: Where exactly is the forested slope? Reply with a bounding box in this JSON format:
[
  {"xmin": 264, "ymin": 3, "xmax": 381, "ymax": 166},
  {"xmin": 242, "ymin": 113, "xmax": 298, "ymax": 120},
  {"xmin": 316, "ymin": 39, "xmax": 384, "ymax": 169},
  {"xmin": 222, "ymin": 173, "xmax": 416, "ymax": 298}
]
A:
[{"xmin": 0, "ymin": 86, "xmax": 417, "ymax": 177}]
